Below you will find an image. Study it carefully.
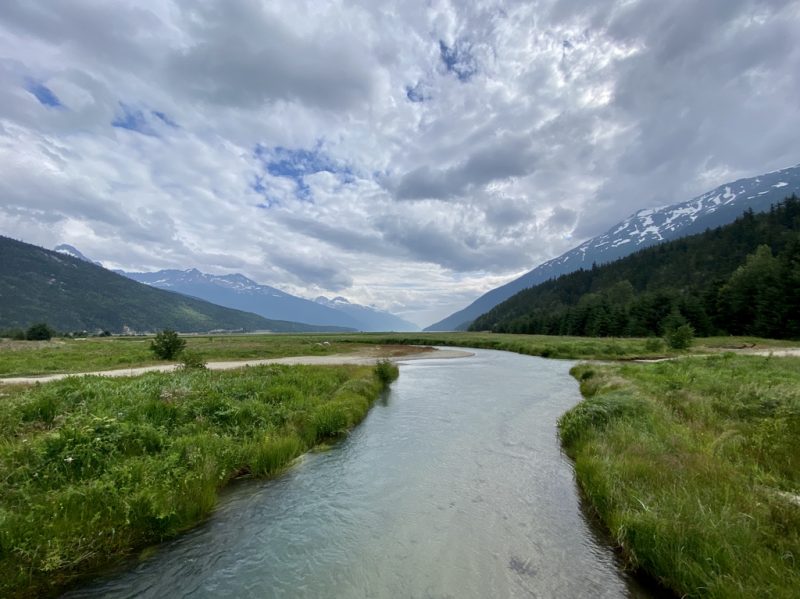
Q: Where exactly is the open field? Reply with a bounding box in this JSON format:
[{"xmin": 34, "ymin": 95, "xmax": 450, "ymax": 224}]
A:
[
  {"xmin": 0, "ymin": 335, "xmax": 362, "ymax": 378},
  {"xmin": 3, "ymin": 332, "xmax": 799, "ymax": 378},
  {"xmin": 560, "ymin": 355, "xmax": 800, "ymax": 598},
  {"xmin": 0, "ymin": 361, "xmax": 398, "ymax": 598}
]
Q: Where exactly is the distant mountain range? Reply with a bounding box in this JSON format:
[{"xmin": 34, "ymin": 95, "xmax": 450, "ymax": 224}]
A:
[
  {"xmin": 52, "ymin": 245, "xmax": 418, "ymax": 331},
  {"xmin": 119, "ymin": 268, "xmax": 416, "ymax": 331},
  {"xmin": 426, "ymin": 163, "xmax": 800, "ymax": 331},
  {"xmin": 1, "ymin": 236, "xmax": 351, "ymax": 334},
  {"xmin": 314, "ymin": 296, "xmax": 418, "ymax": 331}
]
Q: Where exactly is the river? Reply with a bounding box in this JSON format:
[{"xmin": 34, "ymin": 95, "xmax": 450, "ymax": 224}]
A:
[{"xmin": 65, "ymin": 348, "xmax": 655, "ymax": 598}]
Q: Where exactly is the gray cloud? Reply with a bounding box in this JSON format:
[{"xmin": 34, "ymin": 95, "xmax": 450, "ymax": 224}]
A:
[
  {"xmin": 570, "ymin": 0, "xmax": 800, "ymax": 236},
  {"xmin": 269, "ymin": 249, "xmax": 354, "ymax": 291},
  {"xmin": 0, "ymin": 0, "xmax": 798, "ymax": 326},
  {"xmin": 165, "ymin": 0, "xmax": 376, "ymax": 111},
  {"xmin": 394, "ymin": 132, "xmax": 536, "ymax": 200},
  {"xmin": 547, "ymin": 206, "xmax": 577, "ymax": 230},
  {"xmin": 376, "ymin": 211, "xmax": 532, "ymax": 272}
]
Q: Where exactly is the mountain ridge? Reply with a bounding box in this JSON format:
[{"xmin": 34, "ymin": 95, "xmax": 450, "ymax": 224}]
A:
[
  {"xmin": 425, "ymin": 163, "xmax": 800, "ymax": 331},
  {"xmin": 469, "ymin": 195, "xmax": 800, "ymax": 339},
  {"xmin": 119, "ymin": 267, "xmax": 418, "ymax": 332},
  {"xmin": 0, "ymin": 236, "xmax": 351, "ymax": 334}
]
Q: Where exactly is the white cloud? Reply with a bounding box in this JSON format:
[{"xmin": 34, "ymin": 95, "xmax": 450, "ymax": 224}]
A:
[{"xmin": 0, "ymin": 0, "xmax": 798, "ymax": 327}]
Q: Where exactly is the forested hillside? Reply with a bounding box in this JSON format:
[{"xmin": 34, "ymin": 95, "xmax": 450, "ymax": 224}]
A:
[
  {"xmin": 0, "ymin": 236, "xmax": 352, "ymax": 334},
  {"xmin": 471, "ymin": 196, "xmax": 800, "ymax": 339}
]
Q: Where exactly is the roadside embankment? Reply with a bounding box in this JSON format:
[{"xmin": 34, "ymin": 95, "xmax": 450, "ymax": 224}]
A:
[{"xmin": 559, "ymin": 354, "xmax": 800, "ymax": 598}]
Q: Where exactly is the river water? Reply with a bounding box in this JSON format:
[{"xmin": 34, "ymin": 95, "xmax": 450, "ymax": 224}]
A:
[{"xmin": 66, "ymin": 348, "xmax": 654, "ymax": 598}]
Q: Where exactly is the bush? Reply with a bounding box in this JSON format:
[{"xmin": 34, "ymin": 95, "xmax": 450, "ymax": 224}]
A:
[
  {"xmin": 25, "ymin": 323, "xmax": 54, "ymax": 341},
  {"xmin": 644, "ymin": 337, "xmax": 665, "ymax": 352},
  {"xmin": 374, "ymin": 359, "xmax": 398, "ymax": 385},
  {"xmin": 664, "ymin": 324, "xmax": 694, "ymax": 350},
  {"xmin": 150, "ymin": 329, "xmax": 186, "ymax": 360},
  {"xmin": 179, "ymin": 351, "xmax": 207, "ymax": 370}
]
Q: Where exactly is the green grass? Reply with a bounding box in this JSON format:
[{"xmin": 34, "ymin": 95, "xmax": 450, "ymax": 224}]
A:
[
  {"xmin": 3, "ymin": 331, "xmax": 799, "ymax": 596},
  {"xmin": 0, "ymin": 361, "xmax": 398, "ymax": 598},
  {"xmin": 334, "ymin": 332, "xmax": 800, "ymax": 359},
  {"xmin": 4, "ymin": 332, "xmax": 799, "ymax": 378},
  {"xmin": 0, "ymin": 335, "xmax": 363, "ymax": 377},
  {"xmin": 560, "ymin": 355, "xmax": 800, "ymax": 598}
]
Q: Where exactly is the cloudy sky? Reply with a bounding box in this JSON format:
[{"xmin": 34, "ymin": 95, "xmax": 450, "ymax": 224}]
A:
[{"xmin": 1, "ymin": 0, "xmax": 798, "ymax": 327}]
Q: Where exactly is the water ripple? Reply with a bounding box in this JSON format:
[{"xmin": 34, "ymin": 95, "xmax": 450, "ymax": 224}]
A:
[{"xmin": 65, "ymin": 349, "xmax": 654, "ymax": 599}]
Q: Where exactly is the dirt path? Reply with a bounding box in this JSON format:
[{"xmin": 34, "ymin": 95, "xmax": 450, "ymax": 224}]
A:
[{"xmin": 0, "ymin": 346, "xmax": 474, "ymax": 386}]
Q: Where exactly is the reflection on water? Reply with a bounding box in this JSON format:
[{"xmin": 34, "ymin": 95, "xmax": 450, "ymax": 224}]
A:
[{"xmin": 65, "ymin": 348, "xmax": 654, "ymax": 598}]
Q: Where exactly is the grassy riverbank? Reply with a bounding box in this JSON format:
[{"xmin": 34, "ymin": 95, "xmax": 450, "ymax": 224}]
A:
[
  {"xmin": 560, "ymin": 355, "xmax": 800, "ymax": 598},
  {"xmin": 336, "ymin": 332, "xmax": 800, "ymax": 360},
  {"xmin": 4, "ymin": 331, "xmax": 798, "ymax": 378},
  {"xmin": 0, "ymin": 361, "xmax": 398, "ymax": 598}
]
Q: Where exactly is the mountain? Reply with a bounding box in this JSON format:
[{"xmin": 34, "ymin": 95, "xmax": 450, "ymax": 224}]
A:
[
  {"xmin": 0, "ymin": 236, "xmax": 352, "ymax": 334},
  {"xmin": 314, "ymin": 296, "xmax": 419, "ymax": 331},
  {"xmin": 53, "ymin": 243, "xmax": 101, "ymax": 265},
  {"xmin": 469, "ymin": 195, "xmax": 800, "ymax": 339},
  {"xmin": 121, "ymin": 268, "xmax": 419, "ymax": 332},
  {"xmin": 122, "ymin": 268, "xmax": 364, "ymax": 329},
  {"xmin": 426, "ymin": 163, "xmax": 800, "ymax": 331}
]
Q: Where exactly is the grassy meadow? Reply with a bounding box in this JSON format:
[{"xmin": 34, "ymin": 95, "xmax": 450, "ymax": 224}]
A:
[
  {"xmin": 336, "ymin": 332, "xmax": 800, "ymax": 359},
  {"xmin": 560, "ymin": 355, "xmax": 800, "ymax": 598},
  {"xmin": 3, "ymin": 331, "xmax": 799, "ymax": 378},
  {"xmin": 0, "ymin": 361, "xmax": 398, "ymax": 598},
  {"xmin": 0, "ymin": 335, "xmax": 362, "ymax": 377}
]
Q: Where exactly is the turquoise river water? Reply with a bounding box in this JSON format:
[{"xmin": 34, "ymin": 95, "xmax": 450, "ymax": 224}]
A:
[{"xmin": 65, "ymin": 348, "xmax": 657, "ymax": 598}]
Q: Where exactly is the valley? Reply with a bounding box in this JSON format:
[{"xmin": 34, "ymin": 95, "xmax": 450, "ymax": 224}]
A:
[
  {"xmin": 4, "ymin": 4, "xmax": 799, "ymax": 597},
  {"xmin": 1, "ymin": 332, "xmax": 798, "ymax": 598}
]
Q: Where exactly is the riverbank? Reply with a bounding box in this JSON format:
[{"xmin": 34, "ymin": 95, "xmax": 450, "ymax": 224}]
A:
[
  {"xmin": 559, "ymin": 354, "xmax": 800, "ymax": 598},
  {"xmin": 4, "ymin": 332, "xmax": 799, "ymax": 379},
  {"xmin": 62, "ymin": 348, "xmax": 646, "ymax": 599},
  {"xmin": 0, "ymin": 345, "xmax": 470, "ymax": 385},
  {"xmin": 0, "ymin": 361, "xmax": 398, "ymax": 598}
]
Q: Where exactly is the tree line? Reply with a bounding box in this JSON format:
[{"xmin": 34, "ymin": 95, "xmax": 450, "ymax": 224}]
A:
[{"xmin": 471, "ymin": 196, "xmax": 800, "ymax": 340}]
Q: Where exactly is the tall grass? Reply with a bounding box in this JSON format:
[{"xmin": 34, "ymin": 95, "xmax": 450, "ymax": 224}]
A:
[
  {"xmin": 0, "ymin": 361, "xmax": 398, "ymax": 598},
  {"xmin": 560, "ymin": 355, "xmax": 800, "ymax": 598}
]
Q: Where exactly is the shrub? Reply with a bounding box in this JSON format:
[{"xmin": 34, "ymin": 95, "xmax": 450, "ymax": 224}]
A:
[
  {"xmin": 150, "ymin": 329, "xmax": 186, "ymax": 360},
  {"xmin": 179, "ymin": 351, "xmax": 207, "ymax": 370},
  {"xmin": 25, "ymin": 323, "xmax": 54, "ymax": 341},
  {"xmin": 644, "ymin": 337, "xmax": 664, "ymax": 352},
  {"xmin": 664, "ymin": 324, "xmax": 694, "ymax": 350},
  {"xmin": 374, "ymin": 359, "xmax": 398, "ymax": 385}
]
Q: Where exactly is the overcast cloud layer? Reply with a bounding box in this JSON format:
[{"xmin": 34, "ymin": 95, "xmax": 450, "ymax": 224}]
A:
[{"xmin": 1, "ymin": 0, "xmax": 798, "ymax": 326}]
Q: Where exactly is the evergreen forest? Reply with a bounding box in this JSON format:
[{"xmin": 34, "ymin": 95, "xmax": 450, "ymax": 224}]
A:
[{"xmin": 470, "ymin": 196, "xmax": 800, "ymax": 339}]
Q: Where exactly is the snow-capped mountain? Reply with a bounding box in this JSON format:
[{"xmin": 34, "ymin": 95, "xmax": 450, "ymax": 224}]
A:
[
  {"xmin": 53, "ymin": 244, "xmax": 101, "ymax": 266},
  {"xmin": 122, "ymin": 268, "xmax": 364, "ymax": 329},
  {"xmin": 426, "ymin": 163, "xmax": 800, "ymax": 331},
  {"xmin": 314, "ymin": 296, "xmax": 419, "ymax": 332},
  {"xmin": 122, "ymin": 269, "xmax": 418, "ymax": 331}
]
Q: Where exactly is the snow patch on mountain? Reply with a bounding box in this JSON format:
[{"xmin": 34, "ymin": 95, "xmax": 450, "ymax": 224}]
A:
[
  {"xmin": 53, "ymin": 244, "xmax": 102, "ymax": 266},
  {"xmin": 426, "ymin": 162, "xmax": 800, "ymax": 331}
]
